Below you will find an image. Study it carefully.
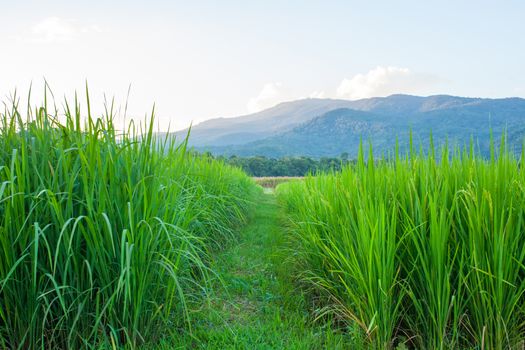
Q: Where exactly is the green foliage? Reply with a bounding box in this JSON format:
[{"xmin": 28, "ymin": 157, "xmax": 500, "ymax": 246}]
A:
[
  {"xmin": 277, "ymin": 138, "xmax": 525, "ymax": 349},
  {"xmin": 217, "ymin": 154, "xmax": 353, "ymax": 177},
  {"xmin": 153, "ymin": 193, "xmax": 351, "ymax": 349},
  {"xmin": 0, "ymin": 91, "xmax": 255, "ymax": 349}
]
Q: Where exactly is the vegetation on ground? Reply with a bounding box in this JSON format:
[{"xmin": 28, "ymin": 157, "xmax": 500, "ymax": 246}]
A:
[
  {"xmin": 4, "ymin": 87, "xmax": 525, "ymax": 350},
  {"xmin": 154, "ymin": 192, "xmax": 350, "ymax": 349},
  {"xmin": 277, "ymin": 138, "xmax": 525, "ymax": 349},
  {"xmin": 0, "ymin": 91, "xmax": 255, "ymax": 349},
  {"xmin": 203, "ymin": 152, "xmax": 353, "ymax": 177}
]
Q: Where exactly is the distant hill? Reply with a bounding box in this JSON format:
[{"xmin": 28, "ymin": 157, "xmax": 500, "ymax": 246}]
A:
[
  {"xmin": 174, "ymin": 98, "xmax": 358, "ymax": 146},
  {"xmin": 174, "ymin": 94, "xmax": 525, "ymax": 158}
]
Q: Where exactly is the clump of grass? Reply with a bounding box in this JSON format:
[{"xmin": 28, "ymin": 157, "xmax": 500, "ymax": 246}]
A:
[
  {"xmin": 0, "ymin": 89, "xmax": 255, "ymax": 349},
  {"xmin": 277, "ymin": 139, "xmax": 525, "ymax": 349}
]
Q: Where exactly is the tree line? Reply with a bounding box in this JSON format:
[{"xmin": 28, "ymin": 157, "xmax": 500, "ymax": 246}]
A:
[{"xmin": 198, "ymin": 152, "xmax": 353, "ymax": 177}]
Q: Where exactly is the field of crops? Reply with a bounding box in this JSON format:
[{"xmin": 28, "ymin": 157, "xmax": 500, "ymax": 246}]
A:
[
  {"xmin": 5, "ymin": 91, "xmax": 525, "ymax": 350},
  {"xmin": 0, "ymin": 96, "xmax": 255, "ymax": 349},
  {"xmin": 277, "ymin": 142, "xmax": 525, "ymax": 349}
]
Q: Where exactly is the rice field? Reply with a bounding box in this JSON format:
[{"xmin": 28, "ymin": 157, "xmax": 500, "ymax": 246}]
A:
[
  {"xmin": 4, "ymin": 90, "xmax": 525, "ymax": 350},
  {"xmin": 0, "ymin": 93, "xmax": 256, "ymax": 349},
  {"xmin": 277, "ymin": 141, "xmax": 525, "ymax": 349}
]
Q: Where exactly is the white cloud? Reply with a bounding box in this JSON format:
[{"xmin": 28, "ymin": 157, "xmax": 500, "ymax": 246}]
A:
[
  {"xmin": 30, "ymin": 17, "xmax": 101, "ymax": 43},
  {"xmin": 245, "ymin": 67, "xmax": 441, "ymax": 114},
  {"xmin": 336, "ymin": 66, "xmax": 438, "ymax": 100},
  {"xmin": 247, "ymin": 82, "xmax": 285, "ymax": 113}
]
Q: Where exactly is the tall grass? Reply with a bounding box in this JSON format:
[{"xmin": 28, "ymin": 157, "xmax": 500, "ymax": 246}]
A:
[
  {"xmin": 277, "ymin": 140, "xmax": 525, "ymax": 349},
  {"xmin": 0, "ymin": 91, "xmax": 255, "ymax": 349}
]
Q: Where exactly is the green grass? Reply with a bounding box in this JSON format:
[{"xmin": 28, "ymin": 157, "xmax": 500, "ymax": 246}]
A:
[
  {"xmin": 154, "ymin": 191, "xmax": 352, "ymax": 349},
  {"xmin": 277, "ymin": 139, "xmax": 525, "ymax": 349},
  {"xmin": 0, "ymin": 90, "xmax": 256, "ymax": 349},
  {"xmin": 7, "ymin": 87, "xmax": 525, "ymax": 349}
]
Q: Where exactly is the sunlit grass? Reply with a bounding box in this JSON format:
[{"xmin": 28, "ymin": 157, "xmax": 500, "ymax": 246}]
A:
[
  {"xmin": 277, "ymin": 137, "xmax": 525, "ymax": 349},
  {"xmin": 0, "ymin": 89, "xmax": 255, "ymax": 349}
]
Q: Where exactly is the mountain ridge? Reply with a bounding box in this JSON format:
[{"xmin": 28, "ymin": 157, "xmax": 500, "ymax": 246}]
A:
[{"xmin": 174, "ymin": 94, "xmax": 525, "ymax": 158}]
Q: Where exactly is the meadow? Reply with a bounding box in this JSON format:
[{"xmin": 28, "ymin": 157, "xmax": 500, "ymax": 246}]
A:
[
  {"xmin": 277, "ymin": 140, "xmax": 525, "ymax": 349},
  {"xmin": 0, "ymin": 93, "xmax": 255, "ymax": 349}
]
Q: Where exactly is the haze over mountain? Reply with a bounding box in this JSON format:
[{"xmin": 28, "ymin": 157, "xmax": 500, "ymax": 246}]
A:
[
  {"xmin": 175, "ymin": 94, "xmax": 525, "ymax": 158},
  {"xmin": 175, "ymin": 99, "xmax": 358, "ymax": 146}
]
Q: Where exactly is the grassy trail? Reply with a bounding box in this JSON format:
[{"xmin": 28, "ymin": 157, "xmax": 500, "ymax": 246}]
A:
[{"xmin": 165, "ymin": 192, "xmax": 347, "ymax": 349}]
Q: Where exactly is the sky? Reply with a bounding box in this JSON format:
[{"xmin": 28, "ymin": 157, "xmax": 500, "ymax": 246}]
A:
[{"xmin": 1, "ymin": 0, "xmax": 524, "ymax": 131}]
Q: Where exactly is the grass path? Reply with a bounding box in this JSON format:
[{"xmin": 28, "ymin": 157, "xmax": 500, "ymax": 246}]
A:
[{"xmin": 164, "ymin": 192, "xmax": 348, "ymax": 349}]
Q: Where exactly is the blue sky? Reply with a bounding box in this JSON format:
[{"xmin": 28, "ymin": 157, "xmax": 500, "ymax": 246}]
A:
[{"xmin": 1, "ymin": 0, "xmax": 524, "ymax": 130}]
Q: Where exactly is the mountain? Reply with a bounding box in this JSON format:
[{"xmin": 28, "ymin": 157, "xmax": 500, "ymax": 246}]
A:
[
  {"xmin": 175, "ymin": 94, "xmax": 525, "ymax": 158},
  {"xmin": 175, "ymin": 98, "xmax": 358, "ymax": 146}
]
